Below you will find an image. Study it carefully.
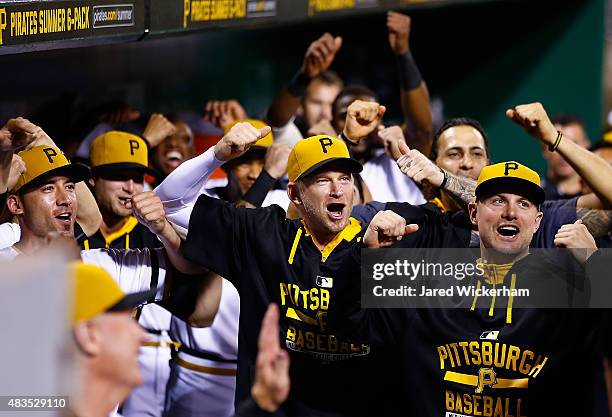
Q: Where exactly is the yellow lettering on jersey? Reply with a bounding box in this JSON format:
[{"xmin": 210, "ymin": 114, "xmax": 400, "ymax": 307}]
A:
[
  {"xmin": 285, "ymin": 326, "xmax": 367, "ymax": 354},
  {"xmin": 445, "ymin": 390, "xmax": 526, "ymax": 417},
  {"xmin": 279, "ymin": 282, "xmax": 329, "ymax": 312},
  {"xmin": 528, "ymin": 355, "xmax": 548, "ymax": 378},
  {"xmin": 482, "ymin": 342, "xmax": 493, "ymax": 366},
  {"xmin": 506, "ymin": 345, "xmax": 520, "ymax": 372},
  {"xmin": 437, "ymin": 341, "xmax": 548, "ymax": 379},
  {"xmin": 518, "ymin": 350, "xmax": 533, "ymax": 374}
]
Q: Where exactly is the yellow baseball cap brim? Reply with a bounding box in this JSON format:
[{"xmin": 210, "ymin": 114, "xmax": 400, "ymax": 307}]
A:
[
  {"xmin": 296, "ymin": 156, "xmax": 363, "ymax": 181},
  {"xmin": 93, "ymin": 162, "xmax": 160, "ymax": 178},
  {"xmin": 16, "ymin": 163, "xmax": 90, "ymax": 193},
  {"xmin": 71, "ymin": 262, "xmax": 155, "ymax": 325},
  {"xmin": 475, "ymin": 177, "xmax": 545, "ymax": 205}
]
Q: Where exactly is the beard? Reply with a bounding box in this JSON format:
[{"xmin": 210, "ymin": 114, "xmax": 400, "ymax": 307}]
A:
[{"xmin": 301, "ymin": 197, "xmax": 348, "ymax": 238}]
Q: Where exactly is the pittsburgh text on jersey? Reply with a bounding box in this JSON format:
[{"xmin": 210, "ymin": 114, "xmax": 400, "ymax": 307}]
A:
[
  {"xmin": 439, "ymin": 339, "xmax": 548, "ymax": 417},
  {"xmin": 280, "ymin": 281, "xmax": 369, "ymax": 362}
]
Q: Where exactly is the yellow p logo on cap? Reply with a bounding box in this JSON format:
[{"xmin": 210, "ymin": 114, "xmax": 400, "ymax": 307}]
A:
[{"xmin": 287, "ymin": 135, "xmax": 362, "ymax": 182}]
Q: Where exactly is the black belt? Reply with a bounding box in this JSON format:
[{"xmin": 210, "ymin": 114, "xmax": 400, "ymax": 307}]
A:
[
  {"xmin": 142, "ymin": 327, "xmax": 163, "ymax": 335},
  {"xmin": 179, "ymin": 344, "xmax": 237, "ymax": 364}
]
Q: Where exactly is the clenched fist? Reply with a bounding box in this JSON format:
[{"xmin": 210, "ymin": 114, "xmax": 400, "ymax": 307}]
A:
[
  {"xmin": 214, "ymin": 122, "xmax": 272, "ymax": 161},
  {"xmin": 343, "ymin": 100, "xmax": 386, "ymax": 143},
  {"xmin": 7, "ymin": 154, "xmax": 25, "ymax": 192},
  {"xmin": 129, "ymin": 191, "xmax": 169, "ymax": 236},
  {"xmin": 264, "ymin": 143, "xmax": 291, "ymax": 180},
  {"xmin": 554, "ymin": 219, "xmax": 597, "ymax": 263},
  {"xmin": 203, "ymin": 99, "xmax": 247, "ymax": 130},
  {"xmin": 0, "ymin": 117, "xmax": 37, "ymax": 152},
  {"xmin": 364, "ymin": 210, "xmax": 419, "ymax": 248},
  {"xmin": 506, "ymin": 102, "xmax": 558, "ymax": 146},
  {"xmin": 303, "ymin": 33, "xmax": 343, "ymax": 79},
  {"xmin": 143, "ymin": 113, "xmax": 177, "ymax": 148},
  {"xmin": 387, "ymin": 12, "xmax": 411, "ymax": 55},
  {"xmin": 379, "ymin": 125, "xmax": 409, "ymax": 161}
]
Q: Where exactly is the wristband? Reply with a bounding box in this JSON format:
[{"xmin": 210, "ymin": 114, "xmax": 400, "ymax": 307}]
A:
[
  {"xmin": 339, "ymin": 131, "xmax": 359, "ymax": 147},
  {"xmin": 548, "ymin": 131, "xmax": 563, "ymax": 152},
  {"xmin": 439, "ymin": 168, "xmax": 448, "ymax": 189},
  {"xmin": 396, "ymin": 51, "xmax": 423, "ymax": 91},
  {"xmin": 242, "ymin": 170, "xmax": 277, "ymax": 207},
  {"xmin": 287, "ymin": 70, "xmax": 311, "ymax": 97}
]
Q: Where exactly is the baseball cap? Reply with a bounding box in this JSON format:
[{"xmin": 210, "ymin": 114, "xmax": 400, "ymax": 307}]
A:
[
  {"xmin": 287, "ymin": 135, "xmax": 362, "ymax": 182},
  {"xmin": 591, "ymin": 130, "xmax": 612, "ymax": 151},
  {"xmin": 223, "ymin": 119, "xmax": 274, "ymax": 149},
  {"xmin": 70, "ymin": 262, "xmax": 155, "ymax": 325},
  {"xmin": 475, "ymin": 161, "xmax": 545, "ymax": 205},
  {"xmin": 90, "ymin": 131, "xmax": 157, "ymax": 176},
  {"xmin": 12, "ymin": 146, "xmax": 90, "ymax": 193}
]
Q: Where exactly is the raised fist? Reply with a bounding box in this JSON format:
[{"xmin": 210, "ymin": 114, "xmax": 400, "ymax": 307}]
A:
[
  {"xmin": 203, "ymin": 100, "xmax": 247, "ymax": 130},
  {"xmin": 554, "ymin": 219, "xmax": 597, "ymax": 263},
  {"xmin": 214, "ymin": 122, "xmax": 272, "ymax": 161},
  {"xmin": 379, "ymin": 125, "xmax": 409, "ymax": 161},
  {"xmin": 364, "ymin": 210, "xmax": 419, "ymax": 248},
  {"xmin": 264, "ymin": 143, "xmax": 291, "ymax": 180},
  {"xmin": 7, "ymin": 154, "xmax": 26, "ymax": 192},
  {"xmin": 130, "ymin": 191, "xmax": 169, "ymax": 236},
  {"xmin": 387, "ymin": 12, "xmax": 411, "ymax": 55},
  {"xmin": 506, "ymin": 102, "xmax": 558, "ymax": 146},
  {"xmin": 343, "ymin": 100, "xmax": 386, "ymax": 142},
  {"xmin": 0, "ymin": 117, "xmax": 37, "ymax": 152},
  {"xmin": 303, "ymin": 33, "xmax": 343, "ymax": 79},
  {"xmin": 142, "ymin": 113, "xmax": 177, "ymax": 148}
]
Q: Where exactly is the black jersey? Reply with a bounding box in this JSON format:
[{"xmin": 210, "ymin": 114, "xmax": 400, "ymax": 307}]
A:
[
  {"xmin": 329, "ymin": 251, "xmax": 601, "ymax": 417},
  {"xmin": 184, "ymin": 194, "xmax": 388, "ymax": 417},
  {"xmin": 79, "ymin": 216, "xmax": 162, "ymax": 250},
  {"xmin": 386, "ymin": 201, "xmax": 473, "ymax": 249}
]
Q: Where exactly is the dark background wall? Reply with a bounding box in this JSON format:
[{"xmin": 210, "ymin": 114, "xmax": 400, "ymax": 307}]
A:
[{"xmin": 0, "ymin": 0, "xmax": 604, "ymax": 173}]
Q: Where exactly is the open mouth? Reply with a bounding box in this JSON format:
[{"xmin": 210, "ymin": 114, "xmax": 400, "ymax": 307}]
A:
[
  {"xmin": 118, "ymin": 197, "xmax": 132, "ymax": 207},
  {"xmin": 326, "ymin": 203, "xmax": 345, "ymax": 221},
  {"xmin": 165, "ymin": 150, "xmax": 184, "ymax": 168},
  {"xmin": 55, "ymin": 212, "xmax": 72, "ymax": 225},
  {"xmin": 496, "ymin": 224, "xmax": 519, "ymax": 238}
]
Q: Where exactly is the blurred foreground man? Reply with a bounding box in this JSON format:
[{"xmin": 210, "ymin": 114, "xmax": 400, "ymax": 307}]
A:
[{"xmin": 68, "ymin": 262, "xmax": 151, "ymax": 417}]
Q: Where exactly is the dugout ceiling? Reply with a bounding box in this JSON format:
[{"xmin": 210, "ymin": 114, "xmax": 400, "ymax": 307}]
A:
[
  {"xmin": 0, "ymin": 0, "xmax": 605, "ymax": 174},
  {"xmin": 0, "ymin": 0, "xmax": 513, "ymax": 54}
]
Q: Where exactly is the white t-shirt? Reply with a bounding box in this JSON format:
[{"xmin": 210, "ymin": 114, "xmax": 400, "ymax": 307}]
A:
[
  {"xmin": 0, "ymin": 223, "xmax": 20, "ymax": 250},
  {"xmin": 361, "ymin": 149, "xmax": 426, "ymax": 204},
  {"xmin": 271, "ymin": 118, "xmax": 302, "ymax": 148},
  {"xmin": 170, "ymin": 278, "xmax": 239, "ymax": 359},
  {"xmin": 80, "ymin": 248, "xmax": 170, "ymax": 332}
]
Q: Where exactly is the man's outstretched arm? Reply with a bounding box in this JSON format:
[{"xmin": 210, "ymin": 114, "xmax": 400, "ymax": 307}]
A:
[
  {"xmin": 266, "ymin": 33, "xmax": 342, "ymax": 128},
  {"xmin": 387, "ymin": 12, "xmax": 432, "ymax": 154},
  {"xmin": 507, "ymin": 102, "xmax": 612, "ymax": 236}
]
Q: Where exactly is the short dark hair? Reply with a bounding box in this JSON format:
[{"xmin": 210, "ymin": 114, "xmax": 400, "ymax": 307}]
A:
[
  {"xmin": 311, "ymin": 71, "xmax": 344, "ymax": 90},
  {"xmin": 550, "ymin": 112, "xmax": 586, "ymax": 129},
  {"xmin": 335, "ymin": 85, "xmax": 377, "ymax": 103},
  {"xmin": 591, "ymin": 129, "xmax": 612, "ymax": 151},
  {"xmin": 430, "ymin": 117, "xmax": 490, "ymax": 162}
]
